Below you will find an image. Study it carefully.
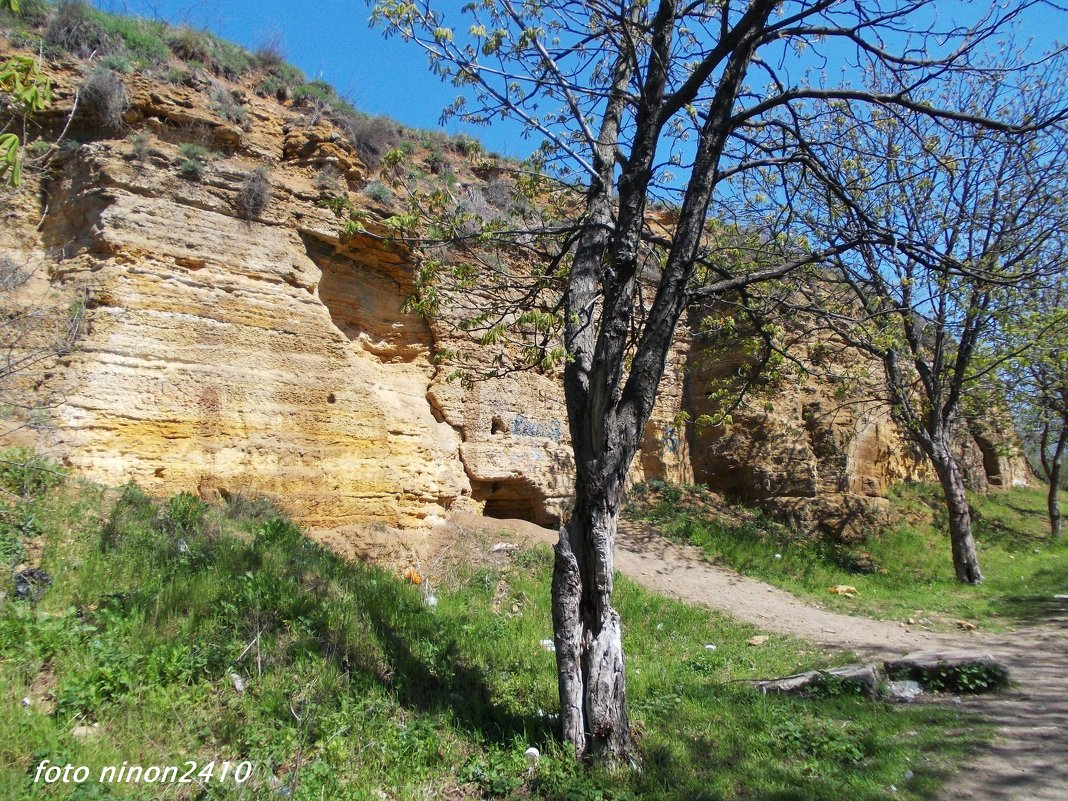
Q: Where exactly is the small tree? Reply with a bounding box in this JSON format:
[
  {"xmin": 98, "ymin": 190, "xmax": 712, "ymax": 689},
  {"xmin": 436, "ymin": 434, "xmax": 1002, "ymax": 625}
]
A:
[
  {"xmin": 372, "ymin": 0, "xmax": 1066, "ymax": 758},
  {"xmin": 1004, "ymin": 278, "xmax": 1068, "ymax": 537},
  {"xmin": 771, "ymin": 67, "xmax": 1068, "ymax": 582}
]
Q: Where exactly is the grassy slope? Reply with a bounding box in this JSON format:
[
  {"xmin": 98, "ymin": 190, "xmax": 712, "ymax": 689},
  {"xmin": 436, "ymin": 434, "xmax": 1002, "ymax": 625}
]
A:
[
  {"xmin": 630, "ymin": 481, "xmax": 1068, "ymax": 629},
  {"xmin": 0, "ymin": 462, "xmax": 985, "ymax": 800}
]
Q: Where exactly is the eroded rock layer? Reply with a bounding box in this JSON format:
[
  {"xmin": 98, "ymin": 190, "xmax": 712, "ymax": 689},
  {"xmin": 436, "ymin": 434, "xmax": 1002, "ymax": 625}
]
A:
[{"xmin": 0, "ymin": 47, "xmax": 1029, "ymax": 562}]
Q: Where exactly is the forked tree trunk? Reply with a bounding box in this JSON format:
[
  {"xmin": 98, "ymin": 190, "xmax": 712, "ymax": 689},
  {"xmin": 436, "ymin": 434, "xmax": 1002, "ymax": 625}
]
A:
[
  {"xmin": 930, "ymin": 440, "xmax": 984, "ymax": 584},
  {"xmin": 551, "ymin": 488, "xmax": 630, "ymax": 761}
]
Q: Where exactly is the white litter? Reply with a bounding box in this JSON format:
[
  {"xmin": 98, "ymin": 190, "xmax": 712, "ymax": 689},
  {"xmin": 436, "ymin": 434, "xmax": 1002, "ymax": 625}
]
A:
[
  {"xmin": 539, "ymin": 639, "xmax": 556, "ymax": 652},
  {"xmin": 524, "ymin": 747, "xmax": 540, "ymax": 765},
  {"xmin": 704, "ymin": 643, "xmax": 717, "ymax": 651},
  {"xmin": 490, "ymin": 542, "xmax": 518, "ymax": 553},
  {"xmin": 774, "ymin": 553, "xmax": 782, "ymax": 560}
]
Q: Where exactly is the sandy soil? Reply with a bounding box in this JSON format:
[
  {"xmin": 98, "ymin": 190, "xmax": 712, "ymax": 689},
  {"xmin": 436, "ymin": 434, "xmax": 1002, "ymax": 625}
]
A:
[{"xmin": 442, "ymin": 513, "xmax": 1068, "ymax": 801}]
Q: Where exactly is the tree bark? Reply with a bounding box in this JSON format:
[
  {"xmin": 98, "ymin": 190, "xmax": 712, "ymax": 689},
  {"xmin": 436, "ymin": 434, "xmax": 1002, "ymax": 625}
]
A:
[
  {"xmin": 930, "ymin": 440, "xmax": 984, "ymax": 584},
  {"xmin": 551, "ymin": 487, "xmax": 630, "ymax": 761},
  {"xmin": 1047, "ymin": 428, "xmax": 1066, "ymax": 538}
]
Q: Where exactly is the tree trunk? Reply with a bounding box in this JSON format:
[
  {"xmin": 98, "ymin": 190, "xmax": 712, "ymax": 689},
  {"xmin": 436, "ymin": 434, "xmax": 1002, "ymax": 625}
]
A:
[
  {"xmin": 930, "ymin": 442, "xmax": 984, "ymax": 584},
  {"xmin": 1047, "ymin": 428, "xmax": 1066, "ymax": 538},
  {"xmin": 1048, "ymin": 458, "xmax": 1063, "ymax": 540},
  {"xmin": 1049, "ymin": 473, "xmax": 1063, "ymax": 539},
  {"xmin": 551, "ymin": 489, "xmax": 630, "ymax": 762}
]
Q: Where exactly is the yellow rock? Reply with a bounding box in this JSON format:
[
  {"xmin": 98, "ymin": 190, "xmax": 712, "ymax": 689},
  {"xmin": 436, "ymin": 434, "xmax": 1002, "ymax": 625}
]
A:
[{"xmin": 829, "ymin": 585, "xmax": 859, "ymax": 597}]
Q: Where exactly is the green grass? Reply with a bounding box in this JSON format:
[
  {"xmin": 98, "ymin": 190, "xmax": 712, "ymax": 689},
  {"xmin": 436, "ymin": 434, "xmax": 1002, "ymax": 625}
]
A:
[
  {"xmin": 629, "ymin": 481, "xmax": 1068, "ymax": 630},
  {"xmin": 0, "ymin": 459, "xmax": 987, "ymax": 800}
]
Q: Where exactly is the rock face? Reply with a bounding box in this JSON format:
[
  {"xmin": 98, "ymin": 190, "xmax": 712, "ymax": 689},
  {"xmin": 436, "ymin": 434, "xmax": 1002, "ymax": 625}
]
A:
[
  {"xmin": 683, "ymin": 308, "xmax": 1031, "ymax": 539},
  {"xmin": 1, "ymin": 47, "xmax": 1028, "ymax": 562}
]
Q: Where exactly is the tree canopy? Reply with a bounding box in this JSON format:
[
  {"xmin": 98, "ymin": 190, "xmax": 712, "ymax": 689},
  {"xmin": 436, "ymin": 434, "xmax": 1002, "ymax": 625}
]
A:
[{"xmin": 372, "ymin": 0, "xmax": 1068, "ymax": 761}]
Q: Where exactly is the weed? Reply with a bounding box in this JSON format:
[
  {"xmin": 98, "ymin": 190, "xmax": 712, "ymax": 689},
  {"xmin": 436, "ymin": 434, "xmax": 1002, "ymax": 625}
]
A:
[
  {"xmin": 254, "ymin": 32, "xmax": 286, "ymax": 68},
  {"xmin": 363, "ymin": 180, "xmax": 392, "ymax": 204},
  {"xmin": 235, "ymin": 166, "xmax": 271, "ymax": 219},
  {"xmin": 256, "ymin": 62, "xmax": 305, "ymax": 101},
  {"xmin": 176, "ymin": 142, "xmax": 213, "ymax": 179},
  {"xmin": 313, "ymin": 163, "xmax": 343, "ymax": 191},
  {"xmin": 45, "ymin": 2, "xmax": 168, "ymax": 66},
  {"xmin": 158, "ymin": 490, "xmax": 206, "ymax": 538},
  {"xmin": 165, "ymin": 25, "xmax": 254, "ymax": 79},
  {"xmin": 209, "ymin": 84, "xmax": 248, "ymax": 127},
  {"xmin": 79, "ymin": 67, "xmax": 128, "ymax": 130},
  {"xmin": 0, "ymin": 447, "xmax": 63, "ymax": 497},
  {"xmin": 98, "ymin": 53, "xmax": 131, "ymax": 74},
  {"xmin": 126, "ymin": 132, "xmax": 150, "ymax": 163},
  {"xmin": 425, "ymin": 148, "xmax": 448, "ymax": 175},
  {"xmin": 45, "ymin": 1, "xmax": 115, "ymax": 59},
  {"xmin": 334, "ymin": 113, "xmax": 402, "ymax": 171},
  {"xmin": 451, "ymin": 133, "xmax": 482, "ymax": 157}
]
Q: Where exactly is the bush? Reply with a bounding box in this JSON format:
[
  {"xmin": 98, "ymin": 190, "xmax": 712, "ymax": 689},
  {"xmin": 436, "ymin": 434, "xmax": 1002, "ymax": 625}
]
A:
[
  {"xmin": 313, "ymin": 163, "xmax": 343, "ymax": 191},
  {"xmin": 176, "ymin": 142, "xmax": 212, "ymax": 179},
  {"xmin": 235, "ymin": 166, "xmax": 271, "ymax": 219},
  {"xmin": 254, "ymin": 32, "xmax": 286, "ymax": 68},
  {"xmin": 0, "ymin": 448, "xmax": 63, "ymax": 497},
  {"xmin": 336, "ymin": 114, "xmax": 402, "ymax": 171},
  {"xmin": 127, "ymin": 132, "xmax": 151, "ymax": 163},
  {"xmin": 0, "ymin": 255, "xmax": 27, "ymax": 291},
  {"xmin": 80, "ymin": 67, "xmax": 128, "ymax": 130},
  {"xmin": 424, "ymin": 149, "xmax": 448, "ymax": 175},
  {"xmin": 363, "ymin": 181, "xmax": 392, "ymax": 204},
  {"xmin": 209, "ymin": 84, "xmax": 248, "ymax": 127},
  {"xmin": 45, "ymin": 1, "xmax": 114, "ymax": 58},
  {"xmin": 451, "ymin": 134, "xmax": 481, "ymax": 157}
]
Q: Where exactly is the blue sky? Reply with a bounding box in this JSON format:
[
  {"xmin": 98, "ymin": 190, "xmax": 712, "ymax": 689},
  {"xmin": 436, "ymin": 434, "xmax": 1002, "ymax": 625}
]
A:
[
  {"xmin": 93, "ymin": 0, "xmax": 531, "ymax": 157},
  {"xmin": 91, "ymin": 1, "xmax": 1064, "ymax": 164}
]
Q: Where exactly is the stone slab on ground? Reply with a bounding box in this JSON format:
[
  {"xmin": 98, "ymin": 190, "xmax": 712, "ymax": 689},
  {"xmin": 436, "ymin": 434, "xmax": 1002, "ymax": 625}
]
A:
[
  {"xmin": 884, "ymin": 651, "xmax": 1010, "ymax": 693},
  {"xmin": 754, "ymin": 663, "xmax": 881, "ymax": 698}
]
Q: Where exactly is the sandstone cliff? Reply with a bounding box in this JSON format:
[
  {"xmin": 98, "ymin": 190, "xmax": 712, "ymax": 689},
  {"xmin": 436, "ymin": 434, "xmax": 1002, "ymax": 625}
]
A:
[{"xmin": 0, "ymin": 30, "xmax": 1028, "ymax": 563}]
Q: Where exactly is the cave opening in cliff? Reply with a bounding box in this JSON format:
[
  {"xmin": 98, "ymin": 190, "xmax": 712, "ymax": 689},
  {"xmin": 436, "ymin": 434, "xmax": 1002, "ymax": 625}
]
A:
[
  {"xmin": 974, "ymin": 435, "xmax": 1005, "ymax": 487},
  {"xmin": 473, "ymin": 478, "xmax": 558, "ymax": 527}
]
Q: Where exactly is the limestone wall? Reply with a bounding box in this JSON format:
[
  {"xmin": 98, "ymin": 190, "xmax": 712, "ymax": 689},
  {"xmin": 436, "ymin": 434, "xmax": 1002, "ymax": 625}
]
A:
[{"xmin": 0, "ymin": 50, "xmax": 1029, "ymax": 562}]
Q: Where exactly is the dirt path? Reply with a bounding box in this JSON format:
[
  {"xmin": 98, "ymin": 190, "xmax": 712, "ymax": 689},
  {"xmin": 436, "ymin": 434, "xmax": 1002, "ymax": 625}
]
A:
[{"xmin": 445, "ymin": 513, "xmax": 1068, "ymax": 800}]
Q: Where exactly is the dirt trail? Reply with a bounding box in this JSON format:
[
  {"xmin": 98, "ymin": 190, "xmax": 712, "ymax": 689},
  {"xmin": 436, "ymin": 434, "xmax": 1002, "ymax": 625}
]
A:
[{"xmin": 445, "ymin": 513, "xmax": 1068, "ymax": 800}]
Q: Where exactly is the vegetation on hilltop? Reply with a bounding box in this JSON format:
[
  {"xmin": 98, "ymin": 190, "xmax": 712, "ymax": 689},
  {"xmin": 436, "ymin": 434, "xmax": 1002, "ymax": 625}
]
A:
[{"xmin": 0, "ymin": 0, "xmax": 506, "ymax": 190}]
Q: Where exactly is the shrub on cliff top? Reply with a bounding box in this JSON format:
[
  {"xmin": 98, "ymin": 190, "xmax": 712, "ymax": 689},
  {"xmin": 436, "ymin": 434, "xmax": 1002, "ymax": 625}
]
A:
[{"xmin": 45, "ymin": 1, "xmax": 168, "ymax": 66}]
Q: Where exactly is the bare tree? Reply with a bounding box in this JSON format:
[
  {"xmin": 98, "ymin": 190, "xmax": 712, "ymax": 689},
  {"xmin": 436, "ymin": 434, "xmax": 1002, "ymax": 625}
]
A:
[
  {"xmin": 371, "ymin": 0, "xmax": 1066, "ymax": 760},
  {"xmin": 766, "ymin": 66, "xmax": 1068, "ymax": 583},
  {"xmin": 1004, "ymin": 278, "xmax": 1068, "ymax": 537}
]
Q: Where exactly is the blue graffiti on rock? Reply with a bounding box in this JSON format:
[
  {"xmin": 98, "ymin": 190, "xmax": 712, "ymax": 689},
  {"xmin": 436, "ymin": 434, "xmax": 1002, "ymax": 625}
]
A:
[{"xmin": 512, "ymin": 413, "xmax": 563, "ymax": 442}]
